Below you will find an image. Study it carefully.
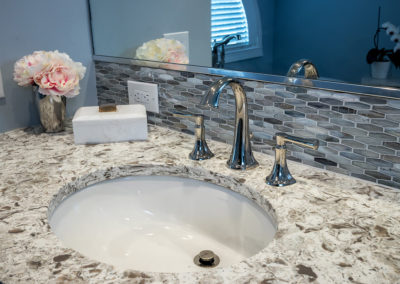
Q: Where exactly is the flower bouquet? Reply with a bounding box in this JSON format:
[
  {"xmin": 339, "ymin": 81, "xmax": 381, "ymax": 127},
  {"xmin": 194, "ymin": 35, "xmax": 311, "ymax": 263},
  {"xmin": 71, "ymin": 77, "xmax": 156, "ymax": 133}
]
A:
[
  {"xmin": 14, "ymin": 50, "xmax": 86, "ymax": 132},
  {"xmin": 135, "ymin": 38, "xmax": 189, "ymax": 65}
]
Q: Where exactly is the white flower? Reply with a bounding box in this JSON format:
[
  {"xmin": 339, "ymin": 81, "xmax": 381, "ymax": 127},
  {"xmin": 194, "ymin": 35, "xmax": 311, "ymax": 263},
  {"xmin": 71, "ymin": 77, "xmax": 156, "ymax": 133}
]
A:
[
  {"xmin": 52, "ymin": 51, "xmax": 86, "ymax": 79},
  {"xmin": 382, "ymin": 22, "xmax": 400, "ymax": 36},
  {"xmin": 13, "ymin": 51, "xmax": 50, "ymax": 86},
  {"xmin": 135, "ymin": 38, "xmax": 189, "ymax": 64},
  {"xmin": 382, "ymin": 22, "xmax": 392, "ymax": 28},
  {"xmin": 390, "ymin": 33, "xmax": 400, "ymax": 43},
  {"xmin": 395, "ymin": 43, "xmax": 400, "ymax": 53},
  {"xmin": 136, "ymin": 39, "xmax": 166, "ymax": 62}
]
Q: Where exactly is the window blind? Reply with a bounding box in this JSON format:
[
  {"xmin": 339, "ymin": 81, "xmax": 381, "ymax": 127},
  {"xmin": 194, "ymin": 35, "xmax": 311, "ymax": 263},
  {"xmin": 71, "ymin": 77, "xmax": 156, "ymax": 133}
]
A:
[{"xmin": 211, "ymin": 0, "xmax": 249, "ymax": 46}]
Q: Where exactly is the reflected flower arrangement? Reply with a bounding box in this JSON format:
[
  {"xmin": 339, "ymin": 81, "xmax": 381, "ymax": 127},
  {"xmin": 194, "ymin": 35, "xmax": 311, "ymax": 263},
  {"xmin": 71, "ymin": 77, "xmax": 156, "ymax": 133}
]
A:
[{"xmin": 135, "ymin": 38, "xmax": 189, "ymax": 64}]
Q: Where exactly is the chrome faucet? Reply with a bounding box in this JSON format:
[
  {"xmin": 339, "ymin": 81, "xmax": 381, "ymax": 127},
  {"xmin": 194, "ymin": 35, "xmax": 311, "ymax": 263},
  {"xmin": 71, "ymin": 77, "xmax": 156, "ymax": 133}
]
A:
[
  {"xmin": 172, "ymin": 112, "xmax": 214, "ymax": 160},
  {"xmin": 266, "ymin": 133, "xmax": 319, "ymax": 186},
  {"xmin": 287, "ymin": 59, "xmax": 319, "ymax": 79},
  {"xmin": 200, "ymin": 77, "xmax": 258, "ymax": 170},
  {"xmin": 212, "ymin": 34, "xmax": 241, "ymax": 68}
]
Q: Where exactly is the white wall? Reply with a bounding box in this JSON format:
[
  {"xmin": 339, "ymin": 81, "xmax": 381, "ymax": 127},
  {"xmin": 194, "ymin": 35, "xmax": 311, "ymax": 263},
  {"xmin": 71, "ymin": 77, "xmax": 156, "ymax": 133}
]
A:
[
  {"xmin": 90, "ymin": 0, "xmax": 211, "ymax": 66},
  {"xmin": 0, "ymin": 0, "xmax": 98, "ymax": 133}
]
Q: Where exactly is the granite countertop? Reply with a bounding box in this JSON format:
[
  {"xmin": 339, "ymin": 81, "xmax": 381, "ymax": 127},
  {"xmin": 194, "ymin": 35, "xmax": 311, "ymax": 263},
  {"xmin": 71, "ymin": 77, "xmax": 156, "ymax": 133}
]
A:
[{"xmin": 0, "ymin": 124, "xmax": 399, "ymax": 283}]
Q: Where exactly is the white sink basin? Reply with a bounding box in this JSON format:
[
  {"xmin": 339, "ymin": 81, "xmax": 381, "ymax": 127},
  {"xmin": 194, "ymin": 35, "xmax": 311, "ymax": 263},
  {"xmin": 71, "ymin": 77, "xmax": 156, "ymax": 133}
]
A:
[{"xmin": 50, "ymin": 175, "xmax": 276, "ymax": 273}]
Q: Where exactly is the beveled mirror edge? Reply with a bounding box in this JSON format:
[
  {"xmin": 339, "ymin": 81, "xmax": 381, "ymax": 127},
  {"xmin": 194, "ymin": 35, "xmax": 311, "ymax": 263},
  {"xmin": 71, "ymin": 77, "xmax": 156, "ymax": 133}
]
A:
[{"xmin": 93, "ymin": 55, "xmax": 400, "ymax": 100}]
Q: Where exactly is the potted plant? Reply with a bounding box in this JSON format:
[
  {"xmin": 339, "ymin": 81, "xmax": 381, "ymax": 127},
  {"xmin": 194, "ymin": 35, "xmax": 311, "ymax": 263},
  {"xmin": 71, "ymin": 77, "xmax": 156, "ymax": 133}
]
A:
[{"xmin": 366, "ymin": 13, "xmax": 400, "ymax": 79}]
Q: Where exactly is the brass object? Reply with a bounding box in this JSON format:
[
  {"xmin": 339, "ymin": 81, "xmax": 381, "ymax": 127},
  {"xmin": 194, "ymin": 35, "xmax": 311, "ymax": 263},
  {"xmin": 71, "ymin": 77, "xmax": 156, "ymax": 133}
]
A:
[
  {"xmin": 200, "ymin": 77, "xmax": 258, "ymax": 170},
  {"xmin": 99, "ymin": 104, "xmax": 117, "ymax": 112},
  {"xmin": 172, "ymin": 112, "xmax": 214, "ymax": 160},
  {"xmin": 266, "ymin": 133, "xmax": 319, "ymax": 187},
  {"xmin": 193, "ymin": 250, "xmax": 220, "ymax": 268}
]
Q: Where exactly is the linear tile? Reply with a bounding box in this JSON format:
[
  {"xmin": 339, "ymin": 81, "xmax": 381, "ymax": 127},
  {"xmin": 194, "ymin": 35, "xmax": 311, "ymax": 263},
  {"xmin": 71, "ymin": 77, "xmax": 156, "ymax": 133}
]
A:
[{"xmin": 95, "ymin": 61, "xmax": 400, "ymax": 189}]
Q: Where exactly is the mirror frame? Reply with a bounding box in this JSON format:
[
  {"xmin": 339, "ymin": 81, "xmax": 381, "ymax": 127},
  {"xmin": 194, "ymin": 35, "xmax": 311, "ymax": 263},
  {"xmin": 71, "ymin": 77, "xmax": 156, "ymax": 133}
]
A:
[
  {"xmin": 88, "ymin": 0, "xmax": 400, "ymax": 100},
  {"xmin": 93, "ymin": 55, "xmax": 400, "ymax": 100}
]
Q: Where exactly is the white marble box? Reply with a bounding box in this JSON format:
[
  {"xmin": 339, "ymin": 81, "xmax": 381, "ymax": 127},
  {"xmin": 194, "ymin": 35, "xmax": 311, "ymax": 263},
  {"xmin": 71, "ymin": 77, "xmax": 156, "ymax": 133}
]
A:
[{"xmin": 72, "ymin": 104, "xmax": 148, "ymax": 144}]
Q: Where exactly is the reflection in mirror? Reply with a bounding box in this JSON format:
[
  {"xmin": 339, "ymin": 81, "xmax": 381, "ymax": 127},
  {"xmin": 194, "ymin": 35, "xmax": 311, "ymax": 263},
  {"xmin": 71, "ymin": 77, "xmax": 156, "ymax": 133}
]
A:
[
  {"xmin": 89, "ymin": 0, "xmax": 400, "ymax": 93},
  {"xmin": 89, "ymin": 0, "xmax": 211, "ymax": 66}
]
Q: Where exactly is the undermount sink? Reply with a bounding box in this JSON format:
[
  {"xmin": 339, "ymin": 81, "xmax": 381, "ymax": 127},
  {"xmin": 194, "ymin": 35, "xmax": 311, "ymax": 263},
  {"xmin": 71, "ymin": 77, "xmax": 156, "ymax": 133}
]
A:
[{"xmin": 49, "ymin": 175, "xmax": 276, "ymax": 273}]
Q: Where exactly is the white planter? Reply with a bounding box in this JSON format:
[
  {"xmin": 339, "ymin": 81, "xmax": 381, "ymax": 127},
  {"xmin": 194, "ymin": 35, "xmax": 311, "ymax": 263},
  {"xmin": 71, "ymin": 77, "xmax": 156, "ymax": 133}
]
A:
[{"xmin": 370, "ymin": 61, "xmax": 391, "ymax": 79}]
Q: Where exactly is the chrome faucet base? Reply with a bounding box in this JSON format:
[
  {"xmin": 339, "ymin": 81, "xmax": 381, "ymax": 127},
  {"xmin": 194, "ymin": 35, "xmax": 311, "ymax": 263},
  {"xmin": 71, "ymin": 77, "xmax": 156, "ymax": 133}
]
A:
[
  {"xmin": 266, "ymin": 163, "xmax": 296, "ymax": 186},
  {"xmin": 226, "ymin": 153, "xmax": 258, "ymax": 170},
  {"xmin": 227, "ymin": 161, "xmax": 259, "ymax": 170},
  {"xmin": 172, "ymin": 112, "xmax": 214, "ymax": 161},
  {"xmin": 266, "ymin": 133, "xmax": 319, "ymax": 187},
  {"xmin": 190, "ymin": 140, "xmax": 214, "ymax": 161}
]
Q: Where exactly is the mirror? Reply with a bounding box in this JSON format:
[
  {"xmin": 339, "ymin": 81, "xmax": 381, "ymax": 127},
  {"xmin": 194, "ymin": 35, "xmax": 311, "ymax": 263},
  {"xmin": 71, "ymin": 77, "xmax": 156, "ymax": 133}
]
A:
[{"xmin": 89, "ymin": 0, "xmax": 400, "ymax": 97}]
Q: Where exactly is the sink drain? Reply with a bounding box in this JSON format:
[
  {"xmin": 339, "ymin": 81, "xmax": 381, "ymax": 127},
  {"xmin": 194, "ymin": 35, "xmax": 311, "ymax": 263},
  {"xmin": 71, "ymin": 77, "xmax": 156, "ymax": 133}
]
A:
[{"xmin": 193, "ymin": 250, "xmax": 220, "ymax": 268}]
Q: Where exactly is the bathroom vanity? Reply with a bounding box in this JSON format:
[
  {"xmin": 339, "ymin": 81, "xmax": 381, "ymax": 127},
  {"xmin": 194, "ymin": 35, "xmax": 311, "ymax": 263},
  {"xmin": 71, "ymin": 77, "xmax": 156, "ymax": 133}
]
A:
[{"xmin": 0, "ymin": 123, "xmax": 399, "ymax": 283}]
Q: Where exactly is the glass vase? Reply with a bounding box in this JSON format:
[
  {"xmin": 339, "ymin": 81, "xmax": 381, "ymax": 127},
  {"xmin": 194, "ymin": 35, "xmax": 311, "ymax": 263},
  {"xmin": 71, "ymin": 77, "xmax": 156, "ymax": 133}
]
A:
[{"xmin": 33, "ymin": 86, "xmax": 66, "ymax": 133}]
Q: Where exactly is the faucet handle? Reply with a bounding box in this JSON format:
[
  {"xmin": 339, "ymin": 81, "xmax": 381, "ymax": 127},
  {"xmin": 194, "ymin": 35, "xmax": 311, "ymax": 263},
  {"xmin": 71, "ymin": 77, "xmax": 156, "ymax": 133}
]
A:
[
  {"xmin": 172, "ymin": 112, "xmax": 203, "ymax": 126},
  {"xmin": 172, "ymin": 112, "xmax": 214, "ymax": 161},
  {"xmin": 266, "ymin": 133, "xmax": 319, "ymax": 187},
  {"xmin": 275, "ymin": 133, "xmax": 319, "ymax": 149}
]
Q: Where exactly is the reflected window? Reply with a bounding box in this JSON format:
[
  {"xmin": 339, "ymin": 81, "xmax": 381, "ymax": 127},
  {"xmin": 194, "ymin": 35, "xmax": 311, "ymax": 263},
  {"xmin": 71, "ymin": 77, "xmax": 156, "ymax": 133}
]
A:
[
  {"xmin": 211, "ymin": 0, "xmax": 262, "ymax": 64},
  {"xmin": 211, "ymin": 0, "xmax": 249, "ymax": 46}
]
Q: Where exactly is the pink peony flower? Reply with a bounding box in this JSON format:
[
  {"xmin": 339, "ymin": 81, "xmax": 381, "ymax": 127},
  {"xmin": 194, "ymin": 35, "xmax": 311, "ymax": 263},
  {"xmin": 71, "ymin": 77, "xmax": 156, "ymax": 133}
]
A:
[
  {"xmin": 34, "ymin": 65, "xmax": 81, "ymax": 97},
  {"xmin": 13, "ymin": 51, "xmax": 50, "ymax": 86},
  {"xmin": 166, "ymin": 50, "xmax": 189, "ymax": 64},
  {"xmin": 13, "ymin": 50, "xmax": 86, "ymax": 97}
]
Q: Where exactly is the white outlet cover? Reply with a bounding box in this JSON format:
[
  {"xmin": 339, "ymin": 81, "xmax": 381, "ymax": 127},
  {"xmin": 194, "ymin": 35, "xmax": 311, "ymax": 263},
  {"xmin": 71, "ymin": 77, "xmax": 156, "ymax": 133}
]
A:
[
  {"xmin": 164, "ymin": 31, "xmax": 189, "ymax": 59},
  {"xmin": 127, "ymin": 80, "xmax": 159, "ymax": 113},
  {"xmin": 0, "ymin": 69, "xmax": 5, "ymax": 98}
]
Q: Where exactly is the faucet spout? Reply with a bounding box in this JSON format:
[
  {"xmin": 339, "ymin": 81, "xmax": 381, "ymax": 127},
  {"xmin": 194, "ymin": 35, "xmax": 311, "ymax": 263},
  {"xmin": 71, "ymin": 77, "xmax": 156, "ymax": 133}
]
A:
[
  {"xmin": 201, "ymin": 77, "xmax": 258, "ymax": 170},
  {"xmin": 211, "ymin": 34, "xmax": 241, "ymax": 68},
  {"xmin": 287, "ymin": 59, "xmax": 319, "ymax": 79}
]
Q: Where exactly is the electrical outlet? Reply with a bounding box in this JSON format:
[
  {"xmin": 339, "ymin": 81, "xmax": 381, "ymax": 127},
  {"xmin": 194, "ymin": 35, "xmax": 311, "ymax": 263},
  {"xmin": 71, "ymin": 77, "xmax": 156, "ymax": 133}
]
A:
[{"xmin": 127, "ymin": 80, "xmax": 159, "ymax": 113}]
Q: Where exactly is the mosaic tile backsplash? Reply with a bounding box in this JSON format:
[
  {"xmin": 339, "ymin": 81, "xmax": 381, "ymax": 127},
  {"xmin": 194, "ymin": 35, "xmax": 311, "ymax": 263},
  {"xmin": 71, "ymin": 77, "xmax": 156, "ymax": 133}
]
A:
[{"xmin": 95, "ymin": 61, "xmax": 400, "ymax": 189}]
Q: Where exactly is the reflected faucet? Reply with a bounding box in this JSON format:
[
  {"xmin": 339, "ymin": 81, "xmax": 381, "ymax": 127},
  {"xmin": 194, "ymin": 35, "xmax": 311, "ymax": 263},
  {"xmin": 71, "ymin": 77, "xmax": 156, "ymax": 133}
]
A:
[
  {"xmin": 287, "ymin": 59, "xmax": 319, "ymax": 79},
  {"xmin": 212, "ymin": 34, "xmax": 241, "ymax": 68},
  {"xmin": 200, "ymin": 77, "xmax": 258, "ymax": 170}
]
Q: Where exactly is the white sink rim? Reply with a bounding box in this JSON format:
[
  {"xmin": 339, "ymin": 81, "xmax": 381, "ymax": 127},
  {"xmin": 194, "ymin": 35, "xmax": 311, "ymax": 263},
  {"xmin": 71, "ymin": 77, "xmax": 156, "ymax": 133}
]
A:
[{"xmin": 48, "ymin": 164, "xmax": 278, "ymax": 273}]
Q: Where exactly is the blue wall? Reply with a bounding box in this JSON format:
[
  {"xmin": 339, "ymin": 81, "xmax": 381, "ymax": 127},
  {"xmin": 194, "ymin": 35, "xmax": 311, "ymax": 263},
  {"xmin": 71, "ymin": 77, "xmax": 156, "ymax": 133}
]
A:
[
  {"xmin": 225, "ymin": 0, "xmax": 275, "ymax": 73},
  {"xmin": 227, "ymin": 0, "xmax": 400, "ymax": 83},
  {"xmin": 0, "ymin": 0, "xmax": 98, "ymax": 133},
  {"xmin": 273, "ymin": 0, "xmax": 400, "ymax": 82}
]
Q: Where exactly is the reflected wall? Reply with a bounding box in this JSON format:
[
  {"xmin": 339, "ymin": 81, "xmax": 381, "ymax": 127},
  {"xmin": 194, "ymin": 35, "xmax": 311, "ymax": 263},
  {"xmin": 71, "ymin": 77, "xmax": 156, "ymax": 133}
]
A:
[
  {"xmin": 89, "ymin": 0, "xmax": 400, "ymax": 88},
  {"xmin": 90, "ymin": 0, "xmax": 211, "ymax": 66}
]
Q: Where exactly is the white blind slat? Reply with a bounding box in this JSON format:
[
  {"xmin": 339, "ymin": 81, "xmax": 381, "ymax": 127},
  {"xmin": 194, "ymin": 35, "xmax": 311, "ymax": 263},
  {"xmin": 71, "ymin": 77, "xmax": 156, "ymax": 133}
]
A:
[{"xmin": 211, "ymin": 0, "xmax": 249, "ymax": 46}]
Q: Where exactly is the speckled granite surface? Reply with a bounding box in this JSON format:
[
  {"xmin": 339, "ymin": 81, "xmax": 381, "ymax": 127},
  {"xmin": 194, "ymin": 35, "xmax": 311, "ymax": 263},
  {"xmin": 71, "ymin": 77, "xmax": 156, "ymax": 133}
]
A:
[{"xmin": 0, "ymin": 123, "xmax": 399, "ymax": 283}]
